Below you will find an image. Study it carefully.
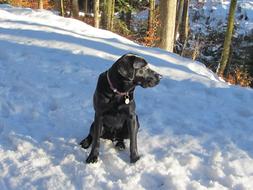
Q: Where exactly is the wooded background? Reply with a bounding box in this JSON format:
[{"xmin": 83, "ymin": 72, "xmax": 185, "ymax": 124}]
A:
[{"xmin": 1, "ymin": 0, "xmax": 252, "ymax": 87}]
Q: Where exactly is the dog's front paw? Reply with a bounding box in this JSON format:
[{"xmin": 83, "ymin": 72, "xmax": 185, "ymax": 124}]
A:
[
  {"xmin": 130, "ymin": 155, "xmax": 140, "ymax": 163},
  {"xmin": 86, "ymin": 154, "xmax": 98, "ymax": 164}
]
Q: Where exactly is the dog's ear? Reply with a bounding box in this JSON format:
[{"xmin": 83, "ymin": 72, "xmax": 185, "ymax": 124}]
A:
[
  {"xmin": 117, "ymin": 54, "xmax": 135, "ymax": 80},
  {"xmin": 133, "ymin": 56, "xmax": 148, "ymax": 69}
]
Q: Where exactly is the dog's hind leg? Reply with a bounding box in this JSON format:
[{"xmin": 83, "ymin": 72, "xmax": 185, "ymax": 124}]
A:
[
  {"xmin": 86, "ymin": 114, "xmax": 103, "ymax": 163},
  {"xmin": 79, "ymin": 123, "xmax": 94, "ymax": 149},
  {"xmin": 80, "ymin": 135, "xmax": 92, "ymax": 149}
]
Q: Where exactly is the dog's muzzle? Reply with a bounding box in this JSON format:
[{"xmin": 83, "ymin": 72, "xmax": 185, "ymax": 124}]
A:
[{"xmin": 141, "ymin": 71, "xmax": 162, "ymax": 88}]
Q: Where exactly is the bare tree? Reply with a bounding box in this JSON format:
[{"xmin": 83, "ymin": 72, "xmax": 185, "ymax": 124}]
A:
[
  {"xmin": 60, "ymin": 0, "xmax": 64, "ymax": 16},
  {"xmin": 83, "ymin": 0, "xmax": 88, "ymax": 14},
  {"xmin": 38, "ymin": 0, "xmax": 43, "ymax": 9},
  {"xmin": 179, "ymin": 0, "xmax": 189, "ymax": 44},
  {"xmin": 94, "ymin": 0, "xmax": 100, "ymax": 28},
  {"xmin": 111, "ymin": 0, "xmax": 115, "ymax": 29},
  {"xmin": 102, "ymin": 0, "xmax": 115, "ymax": 30},
  {"xmin": 217, "ymin": 0, "xmax": 237, "ymax": 77},
  {"xmin": 148, "ymin": 0, "xmax": 155, "ymax": 32},
  {"xmin": 174, "ymin": 0, "xmax": 184, "ymax": 42},
  {"xmin": 72, "ymin": 0, "xmax": 79, "ymax": 18},
  {"xmin": 159, "ymin": 0, "xmax": 177, "ymax": 51}
]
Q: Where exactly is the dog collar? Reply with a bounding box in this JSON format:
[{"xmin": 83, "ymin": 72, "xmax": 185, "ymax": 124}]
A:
[{"xmin": 106, "ymin": 70, "xmax": 131, "ymax": 104}]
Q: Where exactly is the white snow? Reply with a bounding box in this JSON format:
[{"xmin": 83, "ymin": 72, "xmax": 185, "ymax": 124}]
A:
[{"xmin": 0, "ymin": 4, "xmax": 253, "ymax": 190}]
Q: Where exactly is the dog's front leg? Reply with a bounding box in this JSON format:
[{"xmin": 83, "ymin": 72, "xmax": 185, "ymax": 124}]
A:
[
  {"xmin": 86, "ymin": 114, "xmax": 103, "ymax": 163},
  {"xmin": 127, "ymin": 114, "xmax": 140, "ymax": 163}
]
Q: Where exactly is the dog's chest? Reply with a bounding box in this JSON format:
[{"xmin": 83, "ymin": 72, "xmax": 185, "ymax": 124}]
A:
[
  {"xmin": 103, "ymin": 102, "xmax": 130, "ymax": 127},
  {"xmin": 103, "ymin": 112, "xmax": 127, "ymax": 129}
]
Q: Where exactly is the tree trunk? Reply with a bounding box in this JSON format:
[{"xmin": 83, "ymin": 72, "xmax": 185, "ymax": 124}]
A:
[
  {"xmin": 111, "ymin": 0, "xmax": 115, "ymax": 30},
  {"xmin": 174, "ymin": 0, "xmax": 184, "ymax": 42},
  {"xmin": 83, "ymin": 0, "xmax": 88, "ymax": 13},
  {"xmin": 159, "ymin": 0, "xmax": 177, "ymax": 52},
  {"xmin": 217, "ymin": 0, "xmax": 237, "ymax": 77},
  {"xmin": 72, "ymin": 0, "xmax": 79, "ymax": 18},
  {"xmin": 60, "ymin": 0, "xmax": 64, "ymax": 16},
  {"xmin": 38, "ymin": 0, "xmax": 43, "ymax": 9},
  {"xmin": 148, "ymin": 0, "xmax": 155, "ymax": 32},
  {"xmin": 102, "ymin": 0, "xmax": 114, "ymax": 30},
  {"xmin": 179, "ymin": 0, "xmax": 189, "ymax": 44},
  {"xmin": 101, "ymin": 0, "xmax": 107, "ymax": 28},
  {"xmin": 94, "ymin": 0, "xmax": 100, "ymax": 28}
]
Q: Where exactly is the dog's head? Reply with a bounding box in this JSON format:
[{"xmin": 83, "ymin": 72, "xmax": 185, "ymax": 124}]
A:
[{"xmin": 116, "ymin": 53, "xmax": 162, "ymax": 88}]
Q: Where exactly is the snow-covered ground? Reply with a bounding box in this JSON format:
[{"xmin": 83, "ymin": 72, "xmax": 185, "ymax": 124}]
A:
[{"xmin": 0, "ymin": 4, "xmax": 253, "ymax": 190}]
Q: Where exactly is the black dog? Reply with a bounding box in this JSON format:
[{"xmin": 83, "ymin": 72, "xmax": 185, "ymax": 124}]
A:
[{"xmin": 80, "ymin": 53, "xmax": 162, "ymax": 163}]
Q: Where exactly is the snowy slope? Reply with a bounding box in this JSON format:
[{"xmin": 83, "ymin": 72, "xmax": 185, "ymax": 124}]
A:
[{"xmin": 0, "ymin": 4, "xmax": 253, "ymax": 190}]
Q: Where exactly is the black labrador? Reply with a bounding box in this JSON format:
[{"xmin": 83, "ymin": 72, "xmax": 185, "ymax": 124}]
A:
[{"xmin": 80, "ymin": 53, "xmax": 162, "ymax": 163}]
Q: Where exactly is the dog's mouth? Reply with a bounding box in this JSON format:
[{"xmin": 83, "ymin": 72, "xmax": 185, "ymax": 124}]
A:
[{"xmin": 142, "ymin": 81, "xmax": 159, "ymax": 88}]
